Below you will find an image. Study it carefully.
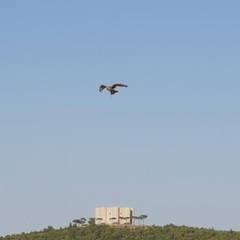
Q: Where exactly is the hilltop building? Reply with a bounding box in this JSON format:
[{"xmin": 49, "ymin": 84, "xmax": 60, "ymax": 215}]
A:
[{"xmin": 95, "ymin": 206, "xmax": 135, "ymax": 225}]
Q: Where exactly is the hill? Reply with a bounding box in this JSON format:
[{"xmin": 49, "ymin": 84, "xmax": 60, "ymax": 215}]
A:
[{"xmin": 1, "ymin": 224, "xmax": 240, "ymax": 240}]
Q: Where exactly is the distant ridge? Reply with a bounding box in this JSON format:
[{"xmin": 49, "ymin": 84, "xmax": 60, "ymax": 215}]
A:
[{"xmin": 1, "ymin": 224, "xmax": 240, "ymax": 240}]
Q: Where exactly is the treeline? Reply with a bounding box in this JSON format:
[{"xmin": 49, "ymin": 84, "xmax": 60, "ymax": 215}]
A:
[{"xmin": 1, "ymin": 223, "xmax": 240, "ymax": 240}]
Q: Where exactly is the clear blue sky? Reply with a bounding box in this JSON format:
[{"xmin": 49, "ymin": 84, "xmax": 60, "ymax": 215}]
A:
[{"xmin": 1, "ymin": 0, "xmax": 240, "ymax": 236}]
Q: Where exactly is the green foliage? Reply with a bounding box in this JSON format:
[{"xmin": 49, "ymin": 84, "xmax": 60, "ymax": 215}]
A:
[
  {"xmin": 88, "ymin": 218, "xmax": 96, "ymax": 225},
  {"xmin": 72, "ymin": 218, "xmax": 86, "ymax": 227},
  {"xmin": 1, "ymin": 224, "xmax": 240, "ymax": 240}
]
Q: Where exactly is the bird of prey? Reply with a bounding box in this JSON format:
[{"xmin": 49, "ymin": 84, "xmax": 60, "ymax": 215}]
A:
[{"xmin": 99, "ymin": 83, "xmax": 128, "ymax": 95}]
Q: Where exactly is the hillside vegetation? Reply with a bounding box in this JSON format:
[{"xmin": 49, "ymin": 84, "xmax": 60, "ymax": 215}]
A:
[{"xmin": 1, "ymin": 224, "xmax": 240, "ymax": 240}]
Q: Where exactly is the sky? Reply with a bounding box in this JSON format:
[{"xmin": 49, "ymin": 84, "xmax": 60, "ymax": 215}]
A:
[{"xmin": 0, "ymin": 0, "xmax": 240, "ymax": 236}]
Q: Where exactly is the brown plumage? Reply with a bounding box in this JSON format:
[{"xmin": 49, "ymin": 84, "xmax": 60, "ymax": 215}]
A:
[{"xmin": 99, "ymin": 83, "xmax": 128, "ymax": 95}]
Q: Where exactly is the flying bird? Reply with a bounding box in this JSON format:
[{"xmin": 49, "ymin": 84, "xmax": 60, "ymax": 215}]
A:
[{"xmin": 99, "ymin": 83, "xmax": 128, "ymax": 95}]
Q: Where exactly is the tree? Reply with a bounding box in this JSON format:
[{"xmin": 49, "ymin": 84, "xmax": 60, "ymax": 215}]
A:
[
  {"xmin": 72, "ymin": 218, "xmax": 86, "ymax": 227},
  {"xmin": 88, "ymin": 218, "xmax": 95, "ymax": 225},
  {"xmin": 81, "ymin": 218, "xmax": 87, "ymax": 225},
  {"xmin": 139, "ymin": 215, "xmax": 148, "ymax": 225},
  {"xmin": 133, "ymin": 216, "xmax": 140, "ymax": 225},
  {"xmin": 125, "ymin": 216, "xmax": 130, "ymax": 224},
  {"xmin": 109, "ymin": 217, "xmax": 117, "ymax": 224},
  {"xmin": 96, "ymin": 217, "xmax": 103, "ymax": 224},
  {"xmin": 119, "ymin": 216, "xmax": 125, "ymax": 224},
  {"xmin": 119, "ymin": 216, "xmax": 130, "ymax": 224}
]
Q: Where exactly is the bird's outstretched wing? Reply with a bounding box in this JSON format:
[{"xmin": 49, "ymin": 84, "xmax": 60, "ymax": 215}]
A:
[
  {"xmin": 99, "ymin": 85, "xmax": 107, "ymax": 92},
  {"xmin": 111, "ymin": 83, "xmax": 128, "ymax": 89}
]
